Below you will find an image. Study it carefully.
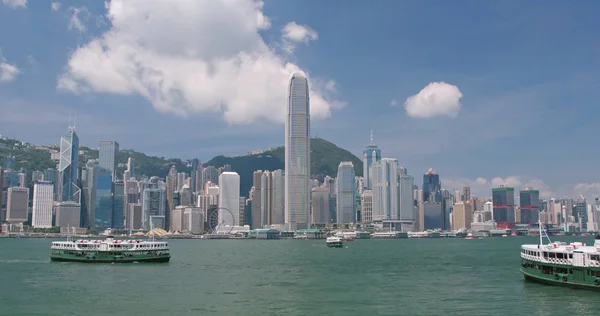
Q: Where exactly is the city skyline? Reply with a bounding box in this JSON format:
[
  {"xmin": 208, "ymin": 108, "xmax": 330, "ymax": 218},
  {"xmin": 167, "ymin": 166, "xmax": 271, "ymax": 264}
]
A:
[{"xmin": 1, "ymin": 1, "xmax": 600, "ymax": 199}]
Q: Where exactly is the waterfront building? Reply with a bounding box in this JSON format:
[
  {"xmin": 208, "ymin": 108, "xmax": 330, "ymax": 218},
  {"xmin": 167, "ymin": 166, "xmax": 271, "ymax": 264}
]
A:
[
  {"xmin": 452, "ymin": 201, "xmax": 473, "ymax": 230},
  {"xmin": 311, "ymin": 187, "xmax": 330, "ymax": 225},
  {"xmin": 128, "ymin": 203, "xmax": 142, "ymax": 230},
  {"xmin": 112, "ymin": 180, "xmax": 125, "ymax": 229},
  {"xmin": 372, "ymin": 158, "xmax": 399, "ymax": 221},
  {"xmin": 398, "ymin": 166, "xmax": 415, "ymax": 224},
  {"xmin": 98, "ymin": 141, "xmax": 119, "ymax": 178},
  {"xmin": 362, "ymin": 131, "xmax": 381, "ymax": 190},
  {"xmin": 361, "ymin": 190, "xmax": 373, "ymax": 223},
  {"xmin": 142, "ymin": 176, "xmax": 166, "ymax": 230},
  {"xmin": 336, "ymin": 162, "xmax": 356, "ymax": 224},
  {"xmin": 520, "ymin": 188, "xmax": 540, "ymax": 225},
  {"xmin": 58, "ymin": 125, "xmax": 80, "ymax": 203},
  {"xmin": 54, "ymin": 201, "xmax": 81, "ymax": 228},
  {"xmin": 285, "ymin": 71, "xmax": 311, "ymax": 230},
  {"xmin": 93, "ymin": 167, "xmax": 112, "ymax": 230},
  {"xmin": 184, "ymin": 207, "xmax": 204, "ymax": 234},
  {"xmin": 218, "ymin": 172, "xmax": 240, "ymax": 228},
  {"xmin": 32, "ymin": 181, "xmax": 54, "ymax": 228},
  {"xmin": 492, "ymin": 186, "xmax": 516, "ymax": 229},
  {"xmin": 7, "ymin": 187, "xmax": 29, "ymax": 223}
]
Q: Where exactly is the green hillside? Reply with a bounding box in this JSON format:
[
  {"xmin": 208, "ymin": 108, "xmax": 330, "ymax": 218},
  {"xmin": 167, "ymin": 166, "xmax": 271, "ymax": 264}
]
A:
[{"xmin": 205, "ymin": 138, "xmax": 363, "ymax": 196}]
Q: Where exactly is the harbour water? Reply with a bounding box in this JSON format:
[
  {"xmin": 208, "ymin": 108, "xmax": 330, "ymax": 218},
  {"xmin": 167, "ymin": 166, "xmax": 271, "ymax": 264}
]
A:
[{"xmin": 1, "ymin": 236, "xmax": 599, "ymax": 316}]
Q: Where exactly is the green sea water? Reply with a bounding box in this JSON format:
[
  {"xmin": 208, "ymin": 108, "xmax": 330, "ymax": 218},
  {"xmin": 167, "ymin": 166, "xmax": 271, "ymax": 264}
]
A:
[{"xmin": 1, "ymin": 236, "xmax": 599, "ymax": 316}]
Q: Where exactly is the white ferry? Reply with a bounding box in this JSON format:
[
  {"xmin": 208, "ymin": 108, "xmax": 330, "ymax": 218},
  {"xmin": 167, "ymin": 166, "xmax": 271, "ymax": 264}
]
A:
[
  {"xmin": 50, "ymin": 236, "xmax": 170, "ymax": 263},
  {"xmin": 326, "ymin": 236, "xmax": 344, "ymax": 248}
]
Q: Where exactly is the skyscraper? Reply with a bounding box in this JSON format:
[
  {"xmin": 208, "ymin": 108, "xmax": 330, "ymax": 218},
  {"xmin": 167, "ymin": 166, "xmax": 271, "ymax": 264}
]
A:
[
  {"xmin": 32, "ymin": 181, "xmax": 54, "ymax": 228},
  {"xmin": 59, "ymin": 125, "xmax": 80, "ymax": 203},
  {"xmin": 285, "ymin": 71, "xmax": 311, "ymax": 230},
  {"xmin": 372, "ymin": 158, "xmax": 399, "ymax": 221},
  {"xmin": 422, "ymin": 168, "xmax": 441, "ymax": 202},
  {"xmin": 336, "ymin": 162, "xmax": 356, "ymax": 224},
  {"xmin": 112, "ymin": 180, "xmax": 125, "ymax": 229},
  {"xmin": 7, "ymin": 187, "xmax": 29, "ymax": 223},
  {"xmin": 94, "ymin": 166, "xmax": 113, "ymax": 230},
  {"xmin": 492, "ymin": 186, "xmax": 516, "ymax": 229},
  {"xmin": 218, "ymin": 172, "xmax": 240, "ymax": 228},
  {"xmin": 99, "ymin": 141, "xmax": 119, "ymax": 179},
  {"xmin": 398, "ymin": 166, "xmax": 415, "ymax": 225},
  {"xmin": 190, "ymin": 159, "xmax": 199, "ymax": 192},
  {"xmin": 362, "ymin": 131, "xmax": 381, "ymax": 190},
  {"xmin": 142, "ymin": 176, "xmax": 166, "ymax": 229},
  {"xmin": 520, "ymin": 188, "xmax": 540, "ymax": 225}
]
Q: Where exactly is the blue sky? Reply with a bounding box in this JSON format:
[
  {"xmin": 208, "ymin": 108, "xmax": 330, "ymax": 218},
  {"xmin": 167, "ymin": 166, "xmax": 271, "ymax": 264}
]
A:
[{"xmin": 1, "ymin": 0, "xmax": 600, "ymax": 198}]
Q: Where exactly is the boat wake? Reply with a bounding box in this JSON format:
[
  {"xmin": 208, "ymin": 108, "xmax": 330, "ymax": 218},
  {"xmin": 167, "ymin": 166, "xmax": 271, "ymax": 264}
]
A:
[{"xmin": 0, "ymin": 259, "xmax": 49, "ymax": 264}]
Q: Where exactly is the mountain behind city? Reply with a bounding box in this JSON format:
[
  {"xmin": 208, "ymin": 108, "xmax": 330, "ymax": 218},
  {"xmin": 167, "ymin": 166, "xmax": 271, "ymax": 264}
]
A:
[{"xmin": 0, "ymin": 136, "xmax": 362, "ymax": 196}]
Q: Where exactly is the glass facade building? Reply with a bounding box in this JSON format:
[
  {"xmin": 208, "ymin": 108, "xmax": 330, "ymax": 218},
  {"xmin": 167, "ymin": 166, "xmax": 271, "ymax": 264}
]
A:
[
  {"xmin": 519, "ymin": 189, "xmax": 540, "ymax": 225},
  {"xmin": 94, "ymin": 167, "xmax": 113, "ymax": 230},
  {"xmin": 59, "ymin": 127, "xmax": 81, "ymax": 203},
  {"xmin": 492, "ymin": 187, "xmax": 515, "ymax": 229},
  {"xmin": 285, "ymin": 71, "xmax": 311, "ymax": 230},
  {"xmin": 336, "ymin": 162, "xmax": 356, "ymax": 224}
]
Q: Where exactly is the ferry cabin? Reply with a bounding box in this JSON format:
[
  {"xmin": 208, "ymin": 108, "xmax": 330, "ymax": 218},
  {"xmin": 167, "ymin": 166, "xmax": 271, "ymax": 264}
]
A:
[
  {"xmin": 520, "ymin": 241, "xmax": 600, "ymax": 287},
  {"xmin": 51, "ymin": 238, "xmax": 169, "ymax": 258}
]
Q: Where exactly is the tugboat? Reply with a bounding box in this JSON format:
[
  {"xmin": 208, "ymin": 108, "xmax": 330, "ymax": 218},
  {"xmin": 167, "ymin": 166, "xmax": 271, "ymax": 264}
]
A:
[
  {"xmin": 326, "ymin": 236, "xmax": 344, "ymax": 248},
  {"xmin": 520, "ymin": 216, "xmax": 600, "ymax": 290}
]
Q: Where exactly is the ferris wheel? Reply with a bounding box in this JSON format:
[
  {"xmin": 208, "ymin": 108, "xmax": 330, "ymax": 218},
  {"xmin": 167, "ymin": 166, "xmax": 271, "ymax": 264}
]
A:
[{"xmin": 209, "ymin": 207, "xmax": 235, "ymax": 234}]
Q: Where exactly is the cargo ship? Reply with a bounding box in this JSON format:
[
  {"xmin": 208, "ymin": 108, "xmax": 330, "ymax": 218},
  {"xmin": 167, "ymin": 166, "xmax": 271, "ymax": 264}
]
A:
[
  {"xmin": 520, "ymin": 219, "xmax": 600, "ymax": 290},
  {"xmin": 50, "ymin": 235, "xmax": 170, "ymax": 263}
]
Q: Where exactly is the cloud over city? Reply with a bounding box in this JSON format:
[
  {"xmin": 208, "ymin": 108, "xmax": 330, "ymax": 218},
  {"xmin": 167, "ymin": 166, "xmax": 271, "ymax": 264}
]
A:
[
  {"xmin": 57, "ymin": 0, "xmax": 343, "ymax": 124},
  {"xmin": 404, "ymin": 82, "xmax": 463, "ymax": 118}
]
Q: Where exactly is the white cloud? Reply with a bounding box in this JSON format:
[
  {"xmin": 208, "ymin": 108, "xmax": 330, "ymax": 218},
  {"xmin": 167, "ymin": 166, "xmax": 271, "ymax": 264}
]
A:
[
  {"xmin": 0, "ymin": 52, "xmax": 20, "ymax": 82},
  {"xmin": 282, "ymin": 21, "xmax": 318, "ymax": 43},
  {"xmin": 68, "ymin": 6, "xmax": 90, "ymax": 32},
  {"xmin": 51, "ymin": 2, "xmax": 61, "ymax": 11},
  {"xmin": 390, "ymin": 99, "xmax": 398, "ymax": 107},
  {"xmin": 571, "ymin": 183, "xmax": 600, "ymax": 200},
  {"xmin": 281, "ymin": 21, "xmax": 318, "ymax": 53},
  {"xmin": 2, "ymin": 0, "xmax": 26, "ymax": 9},
  {"xmin": 404, "ymin": 82, "xmax": 463, "ymax": 118},
  {"xmin": 57, "ymin": 0, "xmax": 342, "ymax": 124},
  {"xmin": 443, "ymin": 176, "xmax": 555, "ymax": 199}
]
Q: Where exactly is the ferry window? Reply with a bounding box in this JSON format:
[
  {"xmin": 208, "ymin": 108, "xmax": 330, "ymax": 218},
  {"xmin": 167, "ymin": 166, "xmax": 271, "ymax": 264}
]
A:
[
  {"xmin": 591, "ymin": 255, "xmax": 600, "ymax": 261},
  {"xmin": 569, "ymin": 254, "xmax": 573, "ymax": 259}
]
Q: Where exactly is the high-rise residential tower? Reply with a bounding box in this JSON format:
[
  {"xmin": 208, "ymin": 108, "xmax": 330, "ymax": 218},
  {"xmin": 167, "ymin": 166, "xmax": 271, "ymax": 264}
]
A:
[
  {"xmin": 336, "ymin": 162, "xmax": 356, "ymax": 224},
  {"xmin": 99, "ymin": 141, "xmax": 119, "ymax": 178},
  {"xmin": 362, "ymin": 131, "xmax": 381, "ymax": 190},
  {"xmin": 398, "ymin": 166, "xmax": 415, "ymax": 225},
  {"xmin": 59, "ymin": 125, "xmax": 81, "ymax": 203},
  {"xmin": 372, "ymin": 158, "xmax": 399, "ymax": 221},
  {"xmin": 285, "ymin": 71, "xmax": 311, "ymax": 230}
]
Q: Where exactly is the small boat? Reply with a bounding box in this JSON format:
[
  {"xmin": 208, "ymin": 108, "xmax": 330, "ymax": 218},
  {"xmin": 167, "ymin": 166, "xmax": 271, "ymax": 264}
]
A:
[
  {"xmin": 341, "ymin": 237, "xmax": 354, "ymax": 242},
  {"xmin": 502, "ymin": 234, "xmax": 508, "ymax": 237},
  {"xmin": 511, "ymin": 232, "xmax": 517, "ymax": 237},
  {"xmin": 326, "ymin": 236, "xmax": 344, "ymax": 248},
  {"xmin": 294, "ymin": 234, "xmax": 308, "ymax": 240},
  {"xmin": 465, "ymin": 233, "xmax": 479, "ymax": 240}
]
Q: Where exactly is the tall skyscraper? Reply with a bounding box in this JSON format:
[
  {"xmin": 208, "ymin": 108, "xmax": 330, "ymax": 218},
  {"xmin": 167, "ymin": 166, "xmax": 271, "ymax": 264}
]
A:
[
  {"xmin": 520, "ymin": 188, "xmax": 540, "ymax": 225},
  {"xmin": 112, "ymin": 180, "xmax": 125, "ymax": 229},
  {"xmin": 336, "ymin": 161, "xmax": 356, "ymax": 224},
  {"xmin": 492, "ymin": 186, "xmax": 515, "ymax": 229},
  {"xmin": 271, "ymin": 170, "xmax": 285, "ymax": 225},
  {"xmin": 362, "ymin": 131, "xmax": 381, "ymax": 190},
  {"xmin": 311, "ymin": 187, "xmax": 330, "ymax": 224},
  {"xmin": 372, "ymin": 158, "xmax": 399, "ymax": 221},
  {"xmin": 99, "ymin": 141, "xmax": 120, "ymax": 178},
  {"xmin": 218, "ymin": 172, "xmax": 240, "ymax": 228},
  {"xmin": 94, "ymin": 166, "xmax": 113, "ymax": 230},
  {"xmin": 398, "ymin": 166, "xmax": 415, "ymax": 225},
  {"xmin": 285, "ymin": 71, "xmax": 311, "ymax": 230},
  {"xmin": 142, "ymin": 176, "xmax": 166, "ymax": 229},
  {"xmin": 422, "ymin": 168, "xmax": 441, "ymax": 202},
  {"xmin": 190, "ymin": 159, "xmax": 199, "ymax": 192},
  {"xmin": 126, "ymin": 157, "xmax": 134, "ymax": 179},
  {"xmin": 201, "ymin": 166, "xmax": 218, "ymax": 190},
  {"xmin": 32, "ymin": 181, "xmax": 54, "ymax": 228},
  {"xmin": 0, "ymin": 166, "xmax": 4, "ymax": 222},
  {"xmin": 58, "ymin": 125, "xmax": 81, "ymax": 203}
]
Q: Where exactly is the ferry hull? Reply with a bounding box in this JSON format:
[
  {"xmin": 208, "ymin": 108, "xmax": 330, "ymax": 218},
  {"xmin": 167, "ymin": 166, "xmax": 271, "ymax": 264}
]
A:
[
  {"xmin": 50, "ymin": 254, "xmax": 170, "ymax": 263},
  {"xmin": 520, "ymin": 267, "xmax": 600, "ymax": 291},
  {"xmin": 326, "ymin": 242, "xmax": 344, "ymax": 248}
]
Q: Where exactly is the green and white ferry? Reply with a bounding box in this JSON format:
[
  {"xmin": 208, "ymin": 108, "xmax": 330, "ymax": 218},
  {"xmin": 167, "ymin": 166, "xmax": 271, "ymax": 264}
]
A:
[
  {"xmin": 50, "ymin": 235, "xmax": 170, "ymax": 263},
  {"xmin": 520, "ymin": 222, "xmax": 600, "ymax": 290}
]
